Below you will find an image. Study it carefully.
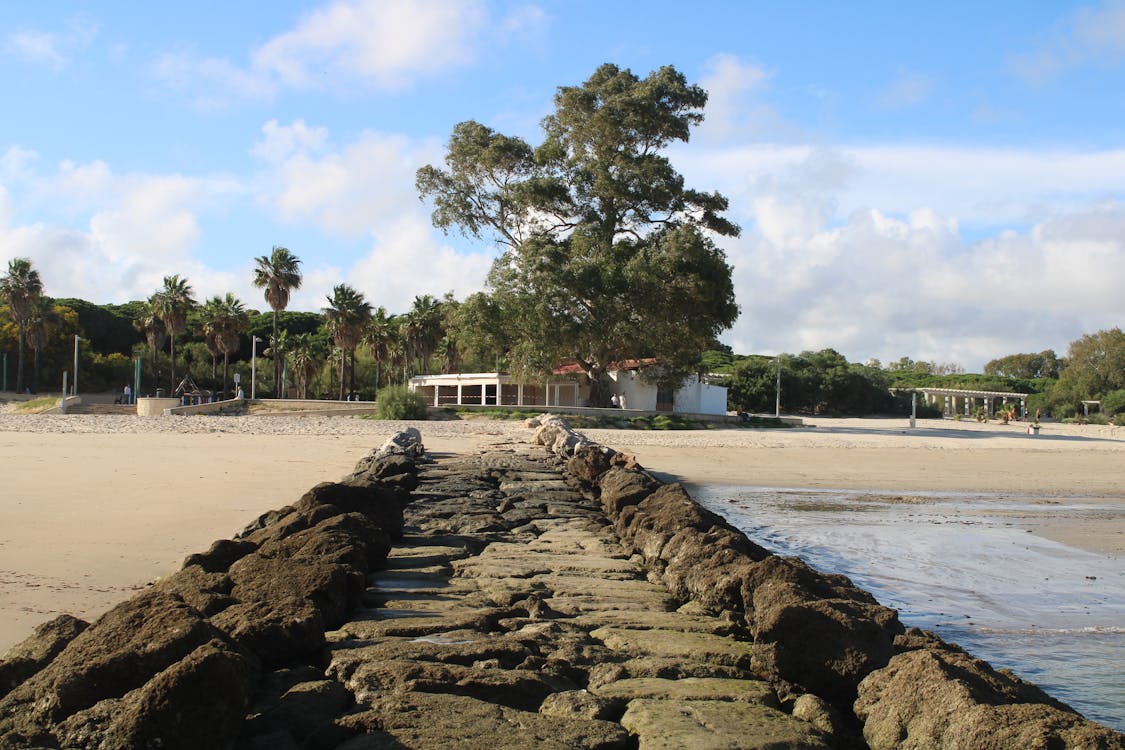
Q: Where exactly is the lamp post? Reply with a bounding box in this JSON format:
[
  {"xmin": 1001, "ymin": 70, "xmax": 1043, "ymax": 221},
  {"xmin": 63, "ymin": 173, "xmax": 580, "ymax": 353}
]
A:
[
  {"xmin": 73, "ymin": 335, "xmax": 81, "ymax": 396},
  {"xmin": 251, "ymin": 336, "xmax": 262, "ymax": 400}
]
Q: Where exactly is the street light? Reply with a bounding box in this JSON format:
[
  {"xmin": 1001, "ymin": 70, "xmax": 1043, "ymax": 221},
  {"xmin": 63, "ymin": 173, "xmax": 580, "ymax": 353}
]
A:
[
  {"xmin": 251, "ymin": 336, "xmax": 262, "ymax": 400},
  {"xmin": 73, "ymin": 335, "xmax": 81, "ymax": 396}
]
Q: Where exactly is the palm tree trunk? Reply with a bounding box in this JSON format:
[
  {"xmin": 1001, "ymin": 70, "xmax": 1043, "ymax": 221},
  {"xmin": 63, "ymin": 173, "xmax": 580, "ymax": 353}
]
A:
[
  {"xmin": 272, "ymin": 310, "xmax": 280, "ymax": 397},
  {"xmin": 222, "ymin": 354, "xmax": 230, "ymax": 400},
  {"xmin": 346, "ymin": 350, "xmax": 355, "ymax": 402},
  {"xmin": 338, "ymin": 355, "xmax": 345, "ymax": 400},
  {"xmin": 169, "ymin": 338, "xmax": 177, "ymax": 391},
  {"xmin": 15, "ymin": 328, "xmax": 25, "ymax": 393}
]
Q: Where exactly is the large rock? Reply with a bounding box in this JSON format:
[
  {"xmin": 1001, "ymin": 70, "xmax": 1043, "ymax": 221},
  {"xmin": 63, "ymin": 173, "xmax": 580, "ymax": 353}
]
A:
[
  {"xmin": 0, "ymin": 591, "xmax": 220, "ymax": 725},
  {"xmin": 294, "ymin": 480, "xmax": 407, "ymax": 540},
  {"xmin": 619, "ymin": 697, "xmax": 832, "ymax": 750},
  {"xmin": 335, "ymin": 691, "xmax": 630, "ymax": 749},
  {"xmin": 98, "ymin": 639, "xmax": 253, "ymax": 750},
  {"xmin": 751, "ymin": 580, "xmax": 901, "ymax": 706},
  {"xmin": 855, "ymin": 643, "xmax": 1125, "ymax": 749},
  {"xmin": 0, "ymin": 615, "xmax": 88, "ymax": 699}
]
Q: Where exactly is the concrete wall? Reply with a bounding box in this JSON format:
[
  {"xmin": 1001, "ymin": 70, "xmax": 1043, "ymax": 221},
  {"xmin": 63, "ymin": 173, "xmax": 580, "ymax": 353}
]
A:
[{"xmin": 136, "ymin": 397, "xmax": 182, "ymax": 416}]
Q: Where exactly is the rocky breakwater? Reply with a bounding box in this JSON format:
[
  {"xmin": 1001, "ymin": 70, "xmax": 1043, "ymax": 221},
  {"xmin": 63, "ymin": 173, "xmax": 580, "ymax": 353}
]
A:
[
  {"xmin": 1, "ymin": 420, "xmax": 1121, "ymax": 749},
  {"xmin": 538, "ymin": 416, "xmax": 1123, "ymax": 749}
]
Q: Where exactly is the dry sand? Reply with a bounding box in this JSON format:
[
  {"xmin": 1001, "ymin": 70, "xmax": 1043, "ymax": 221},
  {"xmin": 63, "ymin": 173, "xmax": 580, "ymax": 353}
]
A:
[{"xmin": 1, "ymin": 411, "xmax": 1122, "ymax": 654}]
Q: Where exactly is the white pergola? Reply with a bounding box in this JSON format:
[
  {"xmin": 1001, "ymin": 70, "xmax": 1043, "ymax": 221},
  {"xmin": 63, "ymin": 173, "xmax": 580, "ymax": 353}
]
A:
[
  {"xmin": 409, "ymin": 372, "xmax": 582, "ymax": 408},
  {"xmin": 917, "ymin": 387, "xmax": 1029, "ymax": 418}
]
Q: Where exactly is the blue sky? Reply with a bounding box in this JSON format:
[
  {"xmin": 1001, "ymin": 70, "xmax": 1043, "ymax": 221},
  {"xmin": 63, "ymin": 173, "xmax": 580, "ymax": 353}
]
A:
[{"xmin": 2, "ymin": 1, "xmax": 1123, "ymax": 370}]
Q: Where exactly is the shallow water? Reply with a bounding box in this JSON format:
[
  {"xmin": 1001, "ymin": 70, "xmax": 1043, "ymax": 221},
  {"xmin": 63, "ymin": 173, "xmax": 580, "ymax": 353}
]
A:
[{"xmin": 694, "ymin": 486, "xmax": 1125, "ymax": 731}]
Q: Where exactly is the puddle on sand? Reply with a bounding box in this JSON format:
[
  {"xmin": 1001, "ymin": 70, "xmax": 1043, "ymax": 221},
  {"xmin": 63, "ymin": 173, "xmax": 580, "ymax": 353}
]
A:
[{"xmin": 694, "ymin": 486, "xmax": 1125, "ymax": 732}]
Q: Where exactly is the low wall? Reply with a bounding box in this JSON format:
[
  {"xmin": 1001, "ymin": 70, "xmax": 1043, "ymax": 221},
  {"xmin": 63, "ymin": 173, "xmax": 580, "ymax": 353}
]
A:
[
  {"xmin": 164, "ymin": 397, "xmax": 244, "ymax": 416},
  {"xmin": 135, "ymin": 397, "xmax": 182, "ymax": 416}
]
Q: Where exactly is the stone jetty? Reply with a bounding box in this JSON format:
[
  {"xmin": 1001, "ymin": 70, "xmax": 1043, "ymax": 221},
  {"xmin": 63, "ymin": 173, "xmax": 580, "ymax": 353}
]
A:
[{"xmin": 1, "ymin": 417, "xmax": 1121, "ymax": 749}]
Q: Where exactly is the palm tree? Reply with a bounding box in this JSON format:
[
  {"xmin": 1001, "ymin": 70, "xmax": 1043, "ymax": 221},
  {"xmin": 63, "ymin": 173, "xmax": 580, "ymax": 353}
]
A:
[
  {"xmin": 0, "ymin": 258, "xmax": 44, "ymax": 393},
  {"xmin": 253, "ymin": 246, "xmax": 302, "ymax": 397},
  {"xmin": 400, "ymin": 295, "xmax": 444, "ymax": 375},
  {"xmin": 286, "ymin": 332, "xmax": 322, "ymax": 399},
  {"xmin": 25, "ymin": 297, "xmax": 53, "ymax": 393},
  {"xmin": 152, "ymin": 275, "xmax": 196, "ymax": 391},
  {"xmin": 200, "ymin": 294, "xmax": 249, "ymax": 398},
  {"xmin": 323, "ymin": 284, "xmax": 372, "ymax": 400},
  {"xmin": 264, "ymin": 329, "xmax": 292, "ymax": 396},
  {"xmin": 363, "ymin": 307, "xmax": 398, "ymax": 390},
  {"xmin": 198, "ymin": 299, "xmax": 223, "ymax": 385},
  {"xmin": 133, "ymin": 299, "xmax": 166, "ymax": 393}
]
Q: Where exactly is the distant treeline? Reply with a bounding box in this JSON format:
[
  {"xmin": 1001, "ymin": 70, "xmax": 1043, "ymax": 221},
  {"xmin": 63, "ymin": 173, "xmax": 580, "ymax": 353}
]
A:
[{"xmin": 706, "ymin": 329, "xmax": 1125, "ymax": 425}]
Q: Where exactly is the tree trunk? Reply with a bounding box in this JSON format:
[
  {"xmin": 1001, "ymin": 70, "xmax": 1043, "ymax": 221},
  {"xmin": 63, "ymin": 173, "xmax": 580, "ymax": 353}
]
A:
[
  {"xmin": 338, "ymin": 356, "xmax": 345, "ymax": 401},
  {"xmin": 169, "ymin": 337, "xmax": 177, "ymax": 392},
  {"xmin": 15, "ymin": 327, "xmax": 25, "ymax": 393},
  {"xmin": 348, "ymin": 350, "xmax": 356, "ymax": 400},
  {"xmin": 222, "ymin": 354, "xmax": 229, "ymax": 400},
  {"xmin": 272, "ymin": 309, "xmax": 280, "ymax": 397}
]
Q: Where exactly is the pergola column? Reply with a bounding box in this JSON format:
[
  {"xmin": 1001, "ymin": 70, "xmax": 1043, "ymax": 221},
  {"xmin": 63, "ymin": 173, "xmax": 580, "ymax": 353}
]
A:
[{"xmin": 457, "ymin": 384, "xmax": 463, "ymax": 405}]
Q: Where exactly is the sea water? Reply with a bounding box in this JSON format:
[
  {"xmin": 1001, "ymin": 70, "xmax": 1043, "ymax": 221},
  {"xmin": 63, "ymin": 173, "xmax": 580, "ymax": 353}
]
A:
[{"xmin": 693, "ymin": 486, "xmax": 1125, "ymax": 731}]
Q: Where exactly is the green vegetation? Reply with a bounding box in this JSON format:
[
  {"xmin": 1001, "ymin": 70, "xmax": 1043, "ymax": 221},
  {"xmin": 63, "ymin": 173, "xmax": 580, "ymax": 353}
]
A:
[
  {"xmin": 374, "ymin": 385, "xmax": 429, "ymax": 420},
  {"xmin": 12, "ymin": 396, "xmax": 59, "ymax": 413},
  {"xmin": 418, "ymin": 63, "xmax": 738, "ymax": 406}
]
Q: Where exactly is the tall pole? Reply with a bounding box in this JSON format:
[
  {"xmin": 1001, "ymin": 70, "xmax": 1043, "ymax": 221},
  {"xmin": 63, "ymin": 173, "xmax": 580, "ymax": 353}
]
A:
[
  {"xmin": 73, "ymin": 335, "xmax": 81, "ymax": 396},
  {"xmin": 774, "ymin": 355, "xmax": 781, "ymax": 418},
  {"xmin": 251, "ymin": 336, "xmax": 262, "ymax": 400},
  {"xmin": 2, "ymin": 351, "xmax": 7, "ymax": 391}
]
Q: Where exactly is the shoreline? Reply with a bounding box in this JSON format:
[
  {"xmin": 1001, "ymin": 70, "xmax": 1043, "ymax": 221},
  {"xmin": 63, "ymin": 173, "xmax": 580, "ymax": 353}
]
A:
[{"xmin": 2, "ymin": 413, "xmax": 1122, "ymax": 653}]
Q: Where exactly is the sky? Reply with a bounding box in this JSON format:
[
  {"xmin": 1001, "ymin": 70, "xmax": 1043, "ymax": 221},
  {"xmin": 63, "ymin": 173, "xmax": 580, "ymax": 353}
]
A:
[{"xmin": 2, "ymin": 1, "xmax": 1124, "ymax": 371}]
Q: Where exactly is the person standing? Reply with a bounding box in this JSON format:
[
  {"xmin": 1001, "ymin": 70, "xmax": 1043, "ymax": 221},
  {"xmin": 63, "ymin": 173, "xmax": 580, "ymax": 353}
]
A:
[{"xmin": 123, "ymin": 383, "xmax": 132, "ymax": 405}]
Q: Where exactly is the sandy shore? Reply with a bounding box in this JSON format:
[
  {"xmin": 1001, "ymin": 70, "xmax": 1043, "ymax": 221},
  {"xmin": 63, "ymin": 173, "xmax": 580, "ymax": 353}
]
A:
[{"xmin": 1, "ymin": 412, "xmax": 1122, "ymax": 654}]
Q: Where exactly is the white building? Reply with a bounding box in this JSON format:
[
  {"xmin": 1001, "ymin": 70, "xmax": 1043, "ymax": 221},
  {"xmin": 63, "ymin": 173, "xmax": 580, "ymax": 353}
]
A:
[{"xmin": 408, "ymin": 361, "xmax": 728, "ymax": 416}]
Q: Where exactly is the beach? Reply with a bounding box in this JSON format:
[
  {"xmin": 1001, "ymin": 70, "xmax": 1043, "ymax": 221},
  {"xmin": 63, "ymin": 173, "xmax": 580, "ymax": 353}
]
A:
[{"xmin": 1, "ymin": 412, "xmax": 1122, "ymax": 654}]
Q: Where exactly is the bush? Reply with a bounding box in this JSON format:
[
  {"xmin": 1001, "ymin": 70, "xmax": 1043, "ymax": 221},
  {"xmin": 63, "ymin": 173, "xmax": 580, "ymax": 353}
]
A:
[
  {"xmin": 374, "ymin": 386, "xmax": 429, "ymax": 420},
  {"xmin": 1102, "ymin": 389, "xmax": 1125, "ymax": 416}
]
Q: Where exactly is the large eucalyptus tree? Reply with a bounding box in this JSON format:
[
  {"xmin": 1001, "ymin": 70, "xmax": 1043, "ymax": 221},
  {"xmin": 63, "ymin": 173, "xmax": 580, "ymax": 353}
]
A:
[{"xmin": 417, "ymin": 64, "xmax": 739, "ymax": 405}]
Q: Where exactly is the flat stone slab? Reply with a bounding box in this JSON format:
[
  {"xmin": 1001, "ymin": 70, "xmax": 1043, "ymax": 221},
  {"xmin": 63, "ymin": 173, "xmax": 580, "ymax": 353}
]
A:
[
  {"xmin": 591, "ymin": 628, "xmax": 754, "ymax": 669},
  {"xmin": 593, "ymin": 677, "xmax": 777, "ymax": 706},
  {"xmin": 620, "ymin": 698, "xmax": 831, "ymax": 750},
  {"xmin": 572, "ymin": 610, "xmax": 741, "ymax": 635},
  {"xmin": 337, "ymin": 692, "xmax": 629, "ymax": 750}
]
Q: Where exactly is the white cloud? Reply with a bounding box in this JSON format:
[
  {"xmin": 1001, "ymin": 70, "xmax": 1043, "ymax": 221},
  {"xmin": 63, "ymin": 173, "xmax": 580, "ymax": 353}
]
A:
[
  {"xmin": 351, "ymin": 215, "xmax": 492, "ymax": 313},
  {"xmin": 152, "ymin": 0, "xmax": 500, "ymax": 105},
  {"xmin": 1011, "ymin": 0, "xmax": 1125, "ymax": 83},
  {"xmin": 150, "ymin": 51, "xmax": 276, "ymax": 108},
  {"xmin": 5, "ymin": 30, "xmax": 67, "ymax": 70},
  {"xmin": 878, "ymin": 69, "xmax": 937, "ymax": 108},
  {"xmin": 250, "ymin": 120, "xmax": 492, "ymax": 311},
  {"xmin": 0, "ymin": 155, "xmax": 242, "ymax": 304},
  {"xmin": 716, "ymin": 182, "xmax": 1125, "ymax": 370},
  {"xmin": 3, "ymin": 15, "xmax": 98, "ymax": 71},
  {"xmin": 254, "ymin": 0, "xmax": 485, "ymax": 90},
  {"xmin": 696, "ymin": 53, "xmax": 802, "ymax": 143},
  {"xmin": 253, "ymin": 120, "xmax": 442, "ymax": 237}
]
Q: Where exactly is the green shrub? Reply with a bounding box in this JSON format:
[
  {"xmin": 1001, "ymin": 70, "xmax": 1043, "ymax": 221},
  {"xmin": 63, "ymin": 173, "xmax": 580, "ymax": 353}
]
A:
[
  {"xmin": 374, "ymin": 386, "xmax": 429, "ymax": 420},
  {"xmin": 1102, "ymin": 389, "xmax": 1125, "ymax": 416}
]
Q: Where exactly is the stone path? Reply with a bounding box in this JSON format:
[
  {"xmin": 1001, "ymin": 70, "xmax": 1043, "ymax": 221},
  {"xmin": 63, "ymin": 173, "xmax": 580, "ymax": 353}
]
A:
[{"xmin": 316, "ymin": 440, "xmax": 830, "ymax": 749}]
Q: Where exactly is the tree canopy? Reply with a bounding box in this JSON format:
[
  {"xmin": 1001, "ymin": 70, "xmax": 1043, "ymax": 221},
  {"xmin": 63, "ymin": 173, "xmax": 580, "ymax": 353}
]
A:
[{"xmin": 417, "ymin": 63, "xmax": 739, "ymax": 404}]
